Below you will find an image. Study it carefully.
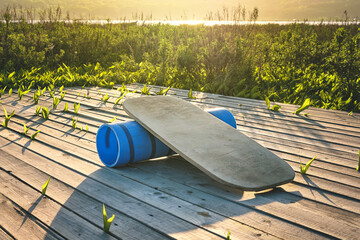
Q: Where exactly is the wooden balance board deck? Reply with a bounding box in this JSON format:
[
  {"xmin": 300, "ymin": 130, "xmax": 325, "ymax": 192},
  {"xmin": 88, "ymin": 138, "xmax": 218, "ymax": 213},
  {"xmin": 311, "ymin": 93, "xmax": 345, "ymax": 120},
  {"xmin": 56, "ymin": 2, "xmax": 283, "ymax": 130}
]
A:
[{"xmin": 123, "ymin": 96, "xmax": 295, "ymax": 191}]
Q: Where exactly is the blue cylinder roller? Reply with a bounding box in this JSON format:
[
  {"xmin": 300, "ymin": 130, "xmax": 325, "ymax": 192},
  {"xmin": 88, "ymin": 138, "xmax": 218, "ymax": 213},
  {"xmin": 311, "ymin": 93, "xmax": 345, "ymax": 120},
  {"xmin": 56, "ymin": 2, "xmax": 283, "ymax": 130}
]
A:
[{"xmin": 96, "ymin": 108, "xmax": 237, "ymax": 167}]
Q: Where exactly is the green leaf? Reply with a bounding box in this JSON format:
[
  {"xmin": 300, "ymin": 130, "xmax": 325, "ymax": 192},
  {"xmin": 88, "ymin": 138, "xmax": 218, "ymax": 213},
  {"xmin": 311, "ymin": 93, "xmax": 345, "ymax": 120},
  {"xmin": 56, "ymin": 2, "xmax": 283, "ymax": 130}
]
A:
[
  {"xmin": 72, "ymin": 117, "xmax": 78, "ymax": 129},
  {"xmin": 103, "ymin": 204, "xmax": 115, "ymax": 233},
  {"xmin": 188, "ymin": 89, "xmax": 196, "ymax": 99},
  {"xmin": 41, "ymin": 176, "xmax": 51, "ymax": 196},
  {"xmin": 23, "ymin": 123, "xmax": 30, "ymax": 135},
  {"xmin": 357, "ymin": 150, "xmax": 360, "ymax": 172},
  {"xmin": 59, "ymin": 85, "xmax": 64, "ymax": 92},
  {"xmin": 226, "ymin": 230, "xmax": 231, "ymax": 240},
  {"xmin": 86, "ymin": 124, "xmax": 89, "ymax": 132},
  {"xmin": 270, "ymin": 104, "xmax": 281, "ymax": 112},
  {"xmin": 300, "ymin": 156, "xmax": 317, "ymax": 174},
  {"xmin": 156, "ymin": 86, "xmax": 170, "ymax": 95},
  {"xmin": 9, "ymin": 88, "xmax": 12, "ymax": 96},
  {"xmin": 31, "ymin": 130, "xmax": 41, "ymax": 140},
  {"xmin": 348, "ymin": 111, "xmax": 353, "ymax": 116},
  {"xmin": 8, "ymin": 71, "xmax": 15, "ymax": 79},
  {"xmin": 114, "ymin": 94, "xmax": 125, "ymax": 105},
  {"xmin": 265, "ymin": 96, "xmax": 270, "ymax": 109},
  {"xmin": 108, "ymin": 116, "xmax": 117, "ymax": 123},
  {"xmin": 294, "ymin": 98, "xmax": 311, "ymax": 115}
]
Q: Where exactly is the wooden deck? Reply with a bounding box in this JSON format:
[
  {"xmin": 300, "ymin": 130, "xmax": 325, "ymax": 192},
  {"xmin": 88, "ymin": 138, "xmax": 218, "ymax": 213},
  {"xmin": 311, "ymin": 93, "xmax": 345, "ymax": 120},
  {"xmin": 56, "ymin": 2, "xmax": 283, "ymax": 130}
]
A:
[{"xmin": 0, "ymin": 83, "xmax": 359, "ymax": 240}]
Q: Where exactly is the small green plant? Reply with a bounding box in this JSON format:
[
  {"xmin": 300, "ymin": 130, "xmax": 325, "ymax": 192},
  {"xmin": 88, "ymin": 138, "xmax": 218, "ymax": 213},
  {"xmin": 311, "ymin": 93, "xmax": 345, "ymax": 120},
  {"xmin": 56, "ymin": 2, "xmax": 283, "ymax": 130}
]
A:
[
  {"xmin": 23, "ymin": 123, "xmax": 30, "ymax": 135},
  {"xmin": 49, "ymin": 91, "xmax": 55, "ymax": 98},
  {"xmin": 79, "ymin": 126, "xmax": 83, "ymax": 131},
  {"xmin": 8, "ymin": 88, "xmax": 12, "ymax": 96},
  {"xmin": 74, "ymin": 102, "xmax": 80, "ymax": 114},
  {"xmin": 59, "ymin": 85, "xmax": 64, "ymax": 92},
  {"xmin": 77, "ymin": 92, "xmax": 80, "ymax": 97},
  {"xmin": 265, "ymin": 96, "xmax": 270, "ymax": 109},
  {"xmin": 60, "ymin": 91, "xmax": 66, "ymax": 100},
  {"xmin": 271, "ymin": 105, "xmax": 281, "ymax": 112},
  {"xmin": 102, "ymin": 93, "xmax": 110, "ymax": 103},
  {"xmin": 52, "ymin": 97, "xmax": 60, "ymax": 109},
  {"xmin": 114, "ymin": 93, "xmax": 126, "ymax": 105},
  {"xmin": 156, "ymin": 86, "xmax": 170, "ymax": 95},
  {"xmin": 18, "ymin": 88, "xmax": 31, "ymax": 100},
  {"xmin": 103, "ymin": 204, "xmax": 115, "ymax": 233},
  {"xmin": 108, "ymin": 116, "xmax": 117, "ymax": 123},
  {"xmin": 41, "ymin": 176, "xmax": 50, "ymax": 196},
  {"xmin": 226, "ymin": 230, "xmax": 231, "ymax": 240},
  {"xmin": 35, "ymin": 106, "xmax": 41, "ymax": 116},
  {"xmin": 63, "ymin": 102, "xmax": 69, "ymax": 112},
  {"xmin": 42, "ymin": 106, "xmax": 50, "ymax": 120},
  {"xmin": 33, "ymin": 91, "xmax": 40, "ymax": 104},
  {"xmin": 41, "ymin": 87, "xmax": 46, "ymax": 95},
  {"xmin": 0, "ymin": 86, "xmax": 7, "ymax": 96},
  {"xmin": 31, "ymin": 130, "xmax": 41, "ymax": 140},
  {"xmin": 2, "ymin": 107, "xmax": 15, "ymax": 128},
  {"xmin": 348, "ymin": 111, "xmax": 353, "ymax": 116},
  {"xmin": 357, "ymin": 150, "xmax": 360, "ymax": 172},
  {"xmin": 294, "ymin": 98, "xmax": 311, "ymax": 115},
  {"xmin": 72, "ymin": 117, "xmax": 78, "ymax": 129},
  {"xmin": 141, "ymin": 85, "xmax": 151, "ymax": 95},
  {"xmin": 300, "ymin": 156, "xmax": 317, "ymax": 174},
  {"xmin": 117, "ymin": 83, "xmax": 128, "ymax": 95},
  {"xmin": 86, "ymin": 124, "xmax": 89, "ymax": 132},
  {"xmin": 188, "ymin": 89, "xmax": 196, "ymax": 99}
]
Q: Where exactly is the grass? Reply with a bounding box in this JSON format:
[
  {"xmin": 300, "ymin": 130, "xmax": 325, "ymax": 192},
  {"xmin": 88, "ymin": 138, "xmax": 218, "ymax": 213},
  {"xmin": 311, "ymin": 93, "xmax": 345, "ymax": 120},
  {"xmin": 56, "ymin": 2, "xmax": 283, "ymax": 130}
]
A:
[
  {"xmin": 23, "ymin": 123, "xmax": 30, "ymax": 135},
  {"xmin": 72, "ymin": 117, "xmax": 78, "ymax": 129},
  {"xmin": 52, "ymin": 97, "xmax": 60, "ymax": 109},
  {"xmin": 156, "ymin": 86, "xmax": 170, "ymax": 95},
  {"xmin": 41, "ymin": 106, "xmax": 50, "ymax": 120},
  {"xmin": 300, "ymin": 156, "xmax": 317, "ymax": 174},
  {"xmin": 33, "ymin": 91, "xmax": 40, "ymax": 104},
  {"xmin": 357, "ymin": 150, "xmax": 360, "ymax": 172},
  {"xmin": 31, "ymin": 130, "xmax": 41, "ymax": 140},
  {"xmin": 103, "ymin": 204, "xmax": 115, "ymax": 233},
  {"xmin": 17, "ymin": 87, "xmax": 31, "ymax": 100},
  {"xmin": 108, "ymin": 116, "xmax": 117, "ymax": 123},
  {"xmin": 102, "ymin": 93, "xmax": 110, "ymax": 103},
  {"xmin": 73, "ymin": 102, "xmax": 80, "ymax": 114},
  {"xmin": 226, "ymin": 230, "xmax": 231, "ymax": 240},
  {"xmin": 294, "ymin": 98, "xmax": 311, "ymax": 115},
  {"xmin": 2, "ymin": 107, "xmax": 15, "ymax": 128},
  {"xmin": 60, "ymin": 91, "xmax": 66, "ymax": 100},
  {"xmin": 41, "ymin": 176, "xmax": 51, "ymax": 196},
  {"xmin": 35, "ymin": 106, "xmax": 41, "ymax": 116},
  {"xmin": 188, "ymin": 89, "xmax": 196, "ymax": 99},
  {"xmin": 141, "ymin": 85, "xmax": 151, "ymax": 95},
  {"xmin": 63, "ymin": 102, "xmax": 69, "ymax": 112}
]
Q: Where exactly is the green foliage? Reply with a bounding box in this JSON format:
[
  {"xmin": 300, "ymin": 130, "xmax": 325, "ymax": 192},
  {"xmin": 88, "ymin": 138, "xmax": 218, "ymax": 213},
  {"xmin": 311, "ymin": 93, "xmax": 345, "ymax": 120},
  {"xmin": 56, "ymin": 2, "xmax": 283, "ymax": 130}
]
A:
[
  {"xmin": 23, "ymin": 123, "xmax": 30, "ymax": 135},
  {"xmin": 294, "ymin": 98, "xmax": 311, "ymax": 115},
  {"xmin": 108, "ymin": 116, "xmax": 117, "ymax": 123},
  {"xmin": 52, "ymin": 97, "xmax": 60, "ymax": 109},
  {"xmin": 31, "ymin": 130, "xmax": 41, "ymax": 140},
  {"xmin": 103, "ymin": 204, "xmax": 115, "ymax": 233},
  {"xmin": 2, "ymin": 107, "xmax": 15, "ymax": 128},
  {"xmin": 8, "ymin": 88, "xmax": 12, "ymax": 96},
  {"xmin": 102, "ymin": 93, "xmax": 110, "ymax": 103},
  {"xmin": 35, "ymin": 106, "xmax": 41, "ymax": 115},
  {"xmin": 141, "ymin": 85, "xmax": 151, "ymax": 95},
  {"xmin": 41, "ymin": 106, "xmax": 50, "ymax": 120},
  {"xmin": 72, "ymin": 117, "xmax": 78, "ymax": 129},
  {"xmin": 41, "ymin": 176, "xmax": 51, "ymax": 196},
  {"xmin": 63, "ymin": 102, "xmax": 69, "ymax": 112},
  {"xmin": 271, "ymin": 105, "xmax": 281, "ymax": 112},
  {"xmin": 33, "ymin": 90, "xmax": 40, "ymax": 104},
  {"xmin": 226, "ymin": 230, "xmax": 231, "ymax": 240},
  {"xmin": 300, "ymin": 156, "xmax": 317, "ymax": 174},
  {"xmin": 60, "ymin": 91, "xmax": 66, "ymax": 100},
  {"xmin": 156, "ymin": 86, "xmax": 170, "ymax": 95},
  {"xmin": 114, "ymin": 94, "xmax": 126, "ymax": 105},
  {"xmin": 265, "ymin": 96, "xmax": 270, "ymax": 109},
  {"xmin": 188, "ymin": 89, "xmax": 196, "ymax": 99},
  {"xmin": 86, "ymin": 124, "xmax": 89, "ymax": 132},
  {"xmin": 18, "ymin": 87, "xmax": 30, "ymax": 100},
  {"xmin": 73, "ymin": 102, "xmax": 80, "ymax": 114}
]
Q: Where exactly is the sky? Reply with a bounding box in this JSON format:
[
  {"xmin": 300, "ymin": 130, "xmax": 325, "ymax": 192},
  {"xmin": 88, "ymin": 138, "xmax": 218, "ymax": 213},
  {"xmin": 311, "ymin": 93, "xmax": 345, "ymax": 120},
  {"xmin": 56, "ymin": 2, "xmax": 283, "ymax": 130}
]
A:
[{"xmin": 1, "ymin": 0, "xmax": 360, "ymax": 20}]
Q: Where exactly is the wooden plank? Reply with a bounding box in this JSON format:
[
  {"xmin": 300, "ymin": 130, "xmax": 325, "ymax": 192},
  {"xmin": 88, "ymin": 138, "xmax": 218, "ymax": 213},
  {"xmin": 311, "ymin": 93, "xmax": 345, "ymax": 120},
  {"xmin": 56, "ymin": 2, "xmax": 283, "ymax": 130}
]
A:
[
  {"xmin": 0, "ymin": 132, "xmax": 255, "ymax": 240},
  {"xmin": 0, "ymin": 149, "xmax": 171, "ymax": 240},
  {"xmin": 0, "ymin": 193, "xmax": 61, "ymax": 240},
  {"xmin": 0, "ymin": 169, "xmax": 117, "ymax": 240}
]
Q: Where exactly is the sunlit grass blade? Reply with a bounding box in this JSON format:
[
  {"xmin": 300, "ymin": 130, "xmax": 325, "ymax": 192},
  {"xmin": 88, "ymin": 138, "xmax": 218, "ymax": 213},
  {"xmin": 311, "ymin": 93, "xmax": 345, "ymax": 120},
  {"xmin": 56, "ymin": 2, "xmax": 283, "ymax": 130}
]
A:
[
  {"xmin": 33, "ymin": 91, "xmax": 40, "ymax": 104},
  {"xmin": 226, "ymin": 230, "xmax": 231, "ymax": 240},
  {"xmin": 2, "ymin": 107, "xmax": 15, "ymax": 128},
  {"xmin": 270, "ymin": 104, "xmax": 281, "ymax": 112},
  {"xmin": 41, "ymin": 176, "xmax": 51, "ymax": 196},
  {"xmin": 59, "ymin": 85, "xmax": 64, "ymax": 92},
  {"xmin": 86, "ymin": 124, "xmax": 89, "ymax": 132},
  {"xmin": 74, "ymin": 102, "xmax": 80, "ymax": 114},
  {"xmin": 103, "ymin": 204, "xmax": 115, "ymax": 233},
  {"xmin": 31, "ymin": 130, "xmax": 41, "ymax": 140},
  {"xmin": 294, "ymin": 98, "xmax": 311, "ymax": 115},
  {"xmin": 156, "ymin": 86, "xmax": 170, "ymax": 95},
  {"xmin": 102, "ymin": 93, "xmax": 110, "ymax": 103},
  {"xmin": 265, "ymin": 96, "xmax": 270, "ymax": 109},
  {"xmin": 357, "ymin": 150, "xmax": 360, "ymax": 172},
  {"xmin": 23, "ymin": 123, "xmax": 30, "ymax": 135},
  {"xmin": 52, "ymin": 97, "xmax": 60, "ymax": 109},
  {"xmin": 108, "ymin": 116, "xmax": 117, "ymax": 123},
  {"xmin": 9, "ymin": 88, "xmax": 12, "ymax": 96},
  {"xmin": 114, "ymin": 93, "xmax": 126, "ymax": 105},
  {"xmin": 141, "ymin": 84, "xmax": 151, "ymax": 95},
  {"xmin": 63, "ymin": 102, "xmax": 68, "ymax": 112},
  {"xmin": 41, "ymin": 106, "xmax": 50, "ymax": 120},
  {"xmin": 72, "ymin": 117, "xmax": 78, "ymax": 129},
  {"xmin": 188, "ymin": 89, "xmax": 196, "ymax": 99},
  {"xmin": 300, "ymin": 156, "xmax": 317, "ymax": 174},
  {"xmin": 60, "ymin": 91, "xmax": 66, "ymax": 100},
  {"xmin": 35, "ymin": 106, "xmax": 41, "ymax": 116}
]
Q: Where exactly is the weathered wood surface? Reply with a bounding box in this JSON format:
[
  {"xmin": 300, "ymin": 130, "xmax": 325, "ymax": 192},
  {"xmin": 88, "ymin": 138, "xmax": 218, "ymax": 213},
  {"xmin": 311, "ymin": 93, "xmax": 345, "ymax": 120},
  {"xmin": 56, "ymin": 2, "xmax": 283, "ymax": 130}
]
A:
[{"xmin": 0, "ymin": 83, "xmax": 359, "ymax": 239}]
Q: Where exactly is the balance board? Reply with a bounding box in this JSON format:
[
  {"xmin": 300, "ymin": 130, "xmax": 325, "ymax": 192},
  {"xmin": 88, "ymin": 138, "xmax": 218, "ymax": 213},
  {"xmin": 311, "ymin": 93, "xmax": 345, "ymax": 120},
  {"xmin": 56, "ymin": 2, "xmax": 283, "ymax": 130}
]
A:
[{"xmin": 123, "ymin": 96, "xmax": 294, "ymax": 191}]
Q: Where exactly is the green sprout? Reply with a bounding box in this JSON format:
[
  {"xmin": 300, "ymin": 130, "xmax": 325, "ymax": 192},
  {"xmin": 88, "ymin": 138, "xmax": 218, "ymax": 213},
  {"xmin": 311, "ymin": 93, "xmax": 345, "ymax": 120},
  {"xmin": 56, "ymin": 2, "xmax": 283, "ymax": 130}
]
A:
[
  {"xmin": 226, "ymin": 230, "xmax": 231, "ymax": 240},
  {"xmin": 156, "ymin": 86, "xmax": 170, "ymax": 95},
  {"xmin": 74, "ymin": 102, "xmax": 80, "ymax": 114},
  {"xmin": 23, "ymin": 123, "xmax": 30, "ymax": 135},
  {"xmin": 8, "ymin": 88, "xmax": 12, "ymax": 96},
  {"xmin": 114, "ymin": 93, "xmax": 127, "ymax": 105},
  {"xmin": 18, "ymin": 88, "xmax": 31, "ymax": 100},
  {"xmin": 357, "ymin": 150, "xmax": 360, "ymax": 172},
  {"xmin": 103, "ymin": 204, "xmax": 115, "ymax": 233},
  {"xmin": 102, "ymin": 93, "xmax": 110, "ymax": 103},
  {"xmin": 348, "ymin": 111, "xmax": 353, "ymax": 116},
  {"xmin": 86, "ymin": 124, "xmax": 89, "ymax": 132},
  {"xmin": 41, "ymin": 87, "xmax": 46, "ymax": 95},
  {"xmin": 35, "ymin": 106, "xmax": 41, "ymax": 116},
  {"xmin": 41, "ymin": 106, "xmax": 50, "ymax": 120},
  {"xmin": 188, "ymin": 89, "xmax": 196, "ymax": 99},
  {"xmin": 60, "ymin": 91, "xmax": 66, "ymax": 100},
  {"xmin": 300, "ymin": 156, "xmax": 317, "ymax": 174},
  {"xmin": 49, "ymin": 90, "xmax": 55, "ymax": 98},
  {"xmin": 265, "ymin": 96, "xmax": 270, "ymax": 109},
  {"xmin": 72, "ymin": 117, "xmax": 78, "ymax": 129},
  {"xmin": 2, "ymin": 107, "xmax": 15, "ymax": 128},
  {"xmin": 59, "ymin": 85, "xmax": 64, "ymax": 92},
  {"xmin": 33, "ymin": 91, "xmax": 40, "ymax": 104},
  {"xmin": 41, "ymin": 176, "xmax": 51, "ymax": 196},
  {"xmin": 108, "ymin": 116, "xmax": 117, "ymax": 123},
  {"xmin": 294, "ymin": 98, "xmax": 311, "ymax": 115},
  {"xmin": 63, "ymin": 102, "xmax": 69, "ymax": 112},
  {"xmin": 31, "ymin": 130, "xmax": 40, "ymax": 140},
  {"xmin": 0, "ymin": 86, "xmax": 6, "ymax": 96},
  {"xmin": 270, "ymin": 105, "xmax": 281, "ymax": 112},
  {"xmin": 117, "ymin": 83, "xmax": 128, "ymax": 95},
  {"xmin": 52, "ymin": 97, "xmax": 60, "ymax": 109},
  {"xmin": 141, "ymin": 85, "xmax": 151, "ymax": 95}
]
